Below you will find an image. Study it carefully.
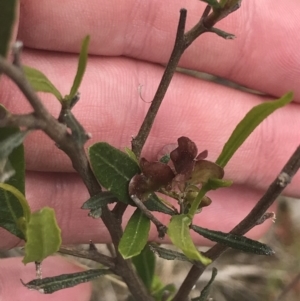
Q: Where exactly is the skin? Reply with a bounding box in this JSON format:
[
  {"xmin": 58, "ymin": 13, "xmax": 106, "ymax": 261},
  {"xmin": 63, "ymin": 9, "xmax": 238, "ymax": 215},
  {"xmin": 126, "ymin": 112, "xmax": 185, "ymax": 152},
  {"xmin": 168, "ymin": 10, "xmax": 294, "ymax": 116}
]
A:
[{"xmin": 0, "ymin": 0, "xmax": 300, "ymax": 300}]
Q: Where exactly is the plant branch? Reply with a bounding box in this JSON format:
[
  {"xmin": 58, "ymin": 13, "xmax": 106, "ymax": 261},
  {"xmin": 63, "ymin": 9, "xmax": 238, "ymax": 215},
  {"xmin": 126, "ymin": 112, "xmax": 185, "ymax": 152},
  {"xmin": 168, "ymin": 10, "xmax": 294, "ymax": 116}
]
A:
[
  {"xmin": 0, "ymin": 55, "xmax": 154, "ymax": 301},
  {"xmin": 132, "ymin": 2, "xmax": 242, "ymax": 159},
  {"xmin": 59, "ymin": 246, "xmax": 115, "ymax": 269},
  {"xmin": 131, "ymin": 9, "xmax": 187, "ymax": 158},
  {"xmin": 173, "ymin": 145, "xmax": 300, "ymax": 301}
]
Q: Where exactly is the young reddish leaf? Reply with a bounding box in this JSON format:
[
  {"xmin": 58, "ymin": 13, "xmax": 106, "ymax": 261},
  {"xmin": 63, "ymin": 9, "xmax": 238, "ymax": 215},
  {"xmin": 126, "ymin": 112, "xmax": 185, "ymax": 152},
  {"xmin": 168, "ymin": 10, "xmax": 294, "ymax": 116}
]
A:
[
  {"xmin": 189, "ymin": 160, "xmax": 224, "ymax": 185},
  {"xmin": 170, "ymin": 137, "xmax": 197, "ymax": 174},
  {"xmin": 119, "ymin": 208, "xmax": 150, "ymax": 259},
  {"xmin": 129, "ymin": 158, "xmax": 175, "ymax": 200}
]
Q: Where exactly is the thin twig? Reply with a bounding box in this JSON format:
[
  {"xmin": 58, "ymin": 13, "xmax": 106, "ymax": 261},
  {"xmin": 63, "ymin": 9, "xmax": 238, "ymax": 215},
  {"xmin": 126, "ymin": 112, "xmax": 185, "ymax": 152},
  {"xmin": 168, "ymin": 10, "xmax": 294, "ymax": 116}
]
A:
[
  {"xmin": 132, "ymin": 3, "xmax": 242, "ymax": 159},
  {"xmin": 173, "ymin": 145, "xmax": 300, "ymax": 301},
  {"xmin": 59, "ymin": 246, "xmax": 115, "ymax": 269},
  {"xmin": 0, "ymin": 55, "xmax": 155, "ymax": 301},
  {"xmin": 131, "ymin": 195, "xmax": 167, "ymax": 238},
  {"xmin": 131, "ymin": 9, "xmax": 187, "ymax": 158}
]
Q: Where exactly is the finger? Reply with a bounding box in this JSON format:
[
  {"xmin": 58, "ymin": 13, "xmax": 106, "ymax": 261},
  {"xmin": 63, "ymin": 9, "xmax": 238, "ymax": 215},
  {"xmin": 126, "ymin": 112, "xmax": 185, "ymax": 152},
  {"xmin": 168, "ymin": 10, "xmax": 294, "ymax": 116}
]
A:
[
  {"xmin": 17, "ymin": 0, "xmax": 300, "ymax": 99},
  {"xmin": 1, "ymin": 51, "xmax": 299, "ymax": 196},
  {"xmin": 0, "ymin": 256, "xmax": 91, "ymax": 301},
  {"xmin": 0, "ymin": 171, "xmax": 274, "ymax": 249}
]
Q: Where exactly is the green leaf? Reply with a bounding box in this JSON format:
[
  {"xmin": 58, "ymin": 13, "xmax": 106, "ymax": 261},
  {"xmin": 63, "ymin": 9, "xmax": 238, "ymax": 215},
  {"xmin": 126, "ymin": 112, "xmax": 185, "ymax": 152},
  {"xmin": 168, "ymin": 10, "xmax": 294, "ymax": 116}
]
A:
[
  {"xmin": 88, "ymin": 142, "xmax": 140, "ymax": 204},
  {"xmin": 22, "ymin": 268, "xmax": 111, "ymax": 294},
  {"xmin": 66, "ymin": 35, "xmax": 90, "ymax": 101},
  {"xmin": 149, "ymin": 243, "xmax": 194, "ymax": 264},
  {"xmin": 81, "ymin": 191, "xmax": 117, "ymax": 218},
  {"xmin": 206, "ymin": 178, "xmax": 233, "ymax": 190},
  {"xmin": 132, "ymin": 244, "xmax": 155, "ymax": 290},
  {"xmin": 167, "ymin": 215, "xmax": 211, "ymax": 265},
  {"xmin": 0, "ymin": 0, "xmax": 17, "ymax": 58},
  {"xmin": 0, "ymin": 183, "xmax": 31, "ymax": 239},
  {"xmin": 144, "ymin": 193, "xmax": 176, "ymax": 216},
  {"xmin": 23, "ymin": 207, "xmax": 62, "ymax": 264},
  {"xmin": 0, "ymin": 123, "xmax": 26, "ymax": 193},
  {"xmin": 23, "ymin": 65, "xmax": 63, "ymax": 101},
  {"xmin": 216, "ymin": 92, "xmax": 293, "ymax": 167},
  {"xmin": 191, "ymin": 225, "xmax": 275, "ymax": 255},
  {"xmin": 119, "ymin": 208, "xmax": 150, "ymax": 259},
  {"xmin": 124, "ymin": 147, "xmax": 139, "ymax": 165},
  {"xmin": 200, "ymin": 0, "xmax": 221, "ymax": 9},
  {"xmin": 81, "ymin": 191, "xmax": 117, "ymax": 209},
  {"xmin": 191, "ymin": 267, "xmax": 218, "ymax": 301},
  {"xmin": 152, "ymin": 281, "xmax": 176, "ymax": 301}
]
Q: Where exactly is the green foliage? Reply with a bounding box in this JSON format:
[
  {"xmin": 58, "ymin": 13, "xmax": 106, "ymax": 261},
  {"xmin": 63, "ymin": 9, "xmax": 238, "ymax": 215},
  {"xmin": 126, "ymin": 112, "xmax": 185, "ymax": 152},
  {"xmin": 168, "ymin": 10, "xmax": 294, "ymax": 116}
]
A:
[
  {"xmin": 149, "ymin": 243, "xmax": 194, "ymax": 264},
  {"xmin": 119, "ymin": 208, "xmax": 150, "ymax": 259},
  {"xmin": 191, "ymin": 225, "xmax": 274, "ymax": 255},
  {"xmin": 0, "ymin": 123, "xmax": 25, "ymax": 193},
  {"xmin": 216, "ymin": 92, "xmax": 293, "ymax": 168},
  {"xmin": 151, "ymin": 280, "xmax": 176, "ymax": 301},
  {"xmin": 22, "ymin": 268, "xmax": 111, "ymax": 294},
  {"xmin": 23, "ymin": 66, "xmax": 63, "ymax": 101},
  {"xmin": 132, "ymin": 244, "xmax": 155, "ymax": 290},
  {"xmin": 88, "ymin": 142, "xmax": 140, "ymax": 204},
  {"xmin": 23, "ymin": 207, "xmax": 62, "ymax": 264},
  {"xmin": 167, "ymin": 215, "xmax": 211, "ymax": 265},
  {"xmin": 200, "ymin": 0, "xmax": 221, "ymax": 9},
  {"xmin": 81, "ymin": 191, "xmax": 117, "ymax": 218},
  {"xmin": 191, "ymin": 268, "xmax": 218, "ymax": 301},
  {"xmin": 0, "ymin": 183, "xmax": 30, "ymax": 239},
  {"xmin": 65, "ymin": 35, "xmax": 90, "ymax": 102},
  {"xmin": 144, "ymin": 193, "xmax": 176, "ymax": 215},
  {"xmin": 0, "ymin": 0, "xmax": 17, "ymax": 58}
]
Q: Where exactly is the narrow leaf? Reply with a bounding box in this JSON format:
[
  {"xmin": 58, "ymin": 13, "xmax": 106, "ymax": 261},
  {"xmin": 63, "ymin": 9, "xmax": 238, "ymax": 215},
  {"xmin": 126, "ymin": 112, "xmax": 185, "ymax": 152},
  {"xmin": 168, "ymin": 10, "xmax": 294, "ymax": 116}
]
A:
[
  {"xmin": 88, "ymin": 142, "xmax": 140, "ymax": 204},
  {"xmin": 81, "ymin": 191, "xmax": 117, "ymax": 218},
  {"xmin": 0, "ymin": 123, "xmax": 25, "ymax": 193},
  {"xmin": 149, "ymin": 243, "xmax": 193, "ymax": 264},
  {"xmin": 0, "ymin": 0, "xmax": 17, "ymax": 58},
  {"xmin": 191, "ymin": 225, "xmax": 275, "ymax": 255},
  {"xmin": 67, "ymin": 35, "xmax": 90, "ymax": 101},
  {"xmin": 22, "ymin": 268, "xmax": 111, "ymax": 294},
  {"xmin": 23, "ymin": 66, "xmax": 63, "ymax": 101},
  {"xmin": 0, "ymin": 183, "xmax": 30, "ymax": 221},
  {"xmin": 124, "ymin": 147, "xmax": 139, "ymax": 165},
  {"xmin": 23, "ymin": 207, "xmax": 62, "ymax": 264},
  {"xmin": 132, "ymin": 244, "xmax": 155, "ymax": 290},
  {"xmin": 81, "ymin": 191, "xmax": 117, "ymax": 209},
  {"xmin": 144, "ymin": 193, "xmax": 176, "ymax": 216},
  {"xmin": 119, "ymin": 208, "xmax": 150, "ymax": 259},
  {"xmin": 216, "ymin": 92, "xmax": 293, "ymax": 167},
  {"xmin": 167, "ymin": 215, "xmax": 211, "ymax": 265},
  {"xmin": 191, "ymin": 268, "xmax": 218, "ymax": 301}
]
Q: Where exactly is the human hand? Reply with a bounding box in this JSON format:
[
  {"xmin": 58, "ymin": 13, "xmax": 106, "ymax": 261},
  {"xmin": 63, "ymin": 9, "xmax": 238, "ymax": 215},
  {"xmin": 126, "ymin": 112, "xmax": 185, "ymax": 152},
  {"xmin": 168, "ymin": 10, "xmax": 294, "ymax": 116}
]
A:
[{"xmin": 0, "ymin": 0, "xmax": 299, "ymax": 300}]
